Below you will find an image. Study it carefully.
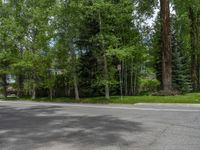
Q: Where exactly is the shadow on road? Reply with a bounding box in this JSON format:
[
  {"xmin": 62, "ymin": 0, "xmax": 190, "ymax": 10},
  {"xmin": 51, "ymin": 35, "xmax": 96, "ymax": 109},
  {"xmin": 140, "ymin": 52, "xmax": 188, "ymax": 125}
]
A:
[{"xmin": 0, "ymin": 105, "xmax": 143, "ymax": 149}]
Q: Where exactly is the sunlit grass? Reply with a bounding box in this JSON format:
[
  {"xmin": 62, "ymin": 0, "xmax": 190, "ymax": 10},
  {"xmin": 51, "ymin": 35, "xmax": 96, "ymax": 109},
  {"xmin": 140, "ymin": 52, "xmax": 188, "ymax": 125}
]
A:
[{"xmin": 2, "ymin": 93, "xmax": 200, "ymax": 104}]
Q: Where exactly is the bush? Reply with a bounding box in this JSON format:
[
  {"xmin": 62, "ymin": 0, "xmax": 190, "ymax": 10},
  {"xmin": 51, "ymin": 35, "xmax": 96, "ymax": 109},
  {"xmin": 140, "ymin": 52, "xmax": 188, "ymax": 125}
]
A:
[{"xmin": 140, "ymin": 79, "xmax": 160, "ymax": 94}]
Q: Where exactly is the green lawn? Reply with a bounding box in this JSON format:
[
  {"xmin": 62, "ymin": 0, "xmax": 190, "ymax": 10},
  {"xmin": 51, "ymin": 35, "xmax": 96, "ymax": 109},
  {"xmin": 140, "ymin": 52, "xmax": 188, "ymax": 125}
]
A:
[{"xmin": 2, "ymin": 93, "xmax": 200, "ymax": 104}]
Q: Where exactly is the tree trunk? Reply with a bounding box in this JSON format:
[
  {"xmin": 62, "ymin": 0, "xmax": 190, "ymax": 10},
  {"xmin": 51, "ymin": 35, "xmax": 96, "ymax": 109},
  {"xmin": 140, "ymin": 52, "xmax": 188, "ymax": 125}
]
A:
[
  {"xmin": 122, "ymin": 60, "xmax": 124, "ymax": 95},
  {"xmin": 49, "ymin": 88, "xmax": 53, "ymax": 100},
  {"xmin": 69, "ymin": 39, "xmax": 80, "ymax": 100},
  {"xmin": 104, "ymin": 54, "xmax": 110, "ymax": 99},
  {"xmin": 134, "ymin": 71, "xmax": 137, "ymax": 95},
  {"xmin": 130, "ymin": 58, "xmax": 134, "ymax": 95},
  {"xmin": 74, "ymin": 74, "xmax": 80, "ymax": 100},
  {"xmin": 16, "ymin": 75, "xmax": 23, "ymax": 97},
  {"xmin": 124, "ymin": 61, "xmax": 128, "ymax": 96},
  {"xmin": 198, "ymin": 13, "xmax": 200, "ymax": 90},
  {"xmin": 160, "ymin": 0, "xmax": 172, "ymax": 92},
  {"xmin": 197, "ymin": 55, "xmax": 200, "ymax": 90},
  {"xmin": 32, "ymin": 83, "xmax": 36, "ymax": 100},
  {"xmin": 2, "ymin": 75, "xmax": 7, "ymax": 98},
  {"xmin": 189, "ymin": 8, "xmax": 198, "ymax": 91},
  {"xmin": 99, "ymin": 11, "xmax": 110, "ymax": 99},
  {"xmin": 68, "ymin": 86, "xmax": 71, "ymax": 97},
  {"xmin": 64, "ymin": 83, "xmax": 71, "ymax": 97},
  {"xmin": 119, "ymin": 64, "xmax": 123, "ymax": 100}
]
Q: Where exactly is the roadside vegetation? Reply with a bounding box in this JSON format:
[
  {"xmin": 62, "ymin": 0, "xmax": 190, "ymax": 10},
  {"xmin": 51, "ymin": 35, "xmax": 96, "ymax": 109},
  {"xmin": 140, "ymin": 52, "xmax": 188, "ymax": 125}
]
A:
[
  {"xmin": 2, "ymin": 93, "xmax": 200, "ymax": 104},
  {"xmin": 1, "ymin": 1, "xmax": 200, "ymax": 102}
]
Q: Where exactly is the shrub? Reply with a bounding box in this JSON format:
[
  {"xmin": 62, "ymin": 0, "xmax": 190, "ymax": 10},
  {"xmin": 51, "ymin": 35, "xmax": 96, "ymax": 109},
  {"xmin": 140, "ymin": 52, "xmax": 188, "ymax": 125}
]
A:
[{"xmin": 140, "ymin": 79, "xmax": 160, "ymax": 94}]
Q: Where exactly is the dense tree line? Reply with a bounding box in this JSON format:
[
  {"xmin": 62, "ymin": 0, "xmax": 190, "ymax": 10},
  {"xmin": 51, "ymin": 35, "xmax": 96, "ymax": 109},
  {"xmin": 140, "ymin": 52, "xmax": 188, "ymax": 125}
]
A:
[{"xmin": 0, "ymin": 0, "xmax": 200, "ymax": 99}]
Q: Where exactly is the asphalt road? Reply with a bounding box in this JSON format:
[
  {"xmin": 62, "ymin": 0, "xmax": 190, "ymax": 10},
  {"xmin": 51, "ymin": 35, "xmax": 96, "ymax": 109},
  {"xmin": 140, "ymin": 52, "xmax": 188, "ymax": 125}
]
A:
[{"xmin": 0, "ymin": 101, "xmax": 200, "ymax": 150}]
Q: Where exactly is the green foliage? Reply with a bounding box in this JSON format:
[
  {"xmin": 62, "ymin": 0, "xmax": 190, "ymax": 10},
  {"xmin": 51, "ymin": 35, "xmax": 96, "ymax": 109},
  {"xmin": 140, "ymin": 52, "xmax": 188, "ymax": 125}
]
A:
[
  {"xmin": 172, "ymin": 39, "xmax": 192, "ymax": 92},
  {"xmin": 1, "ymin": 0, "xmax": 200, "ymax": 99},
  {"xmin": 140, "ymin": 79, "xmax": 160, "ymax": 94},
  {"xmin": 171, "ymin": 16, "xmax": 192, "ymax": 93},
  {"xmin": 12, "ymin": 93, "xmax": 200, "ymax": 104}
]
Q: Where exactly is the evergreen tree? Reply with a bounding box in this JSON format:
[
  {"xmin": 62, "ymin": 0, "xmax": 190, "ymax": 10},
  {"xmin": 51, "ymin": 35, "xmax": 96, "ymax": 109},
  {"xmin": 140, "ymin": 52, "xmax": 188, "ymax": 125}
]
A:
[
  {"xmin": 171, "ymin": 20, "xmax": 192, "ymax": 92},
  {"xmin": 172, "ymin": 42, "xmax": 191, "ymax": 92}
]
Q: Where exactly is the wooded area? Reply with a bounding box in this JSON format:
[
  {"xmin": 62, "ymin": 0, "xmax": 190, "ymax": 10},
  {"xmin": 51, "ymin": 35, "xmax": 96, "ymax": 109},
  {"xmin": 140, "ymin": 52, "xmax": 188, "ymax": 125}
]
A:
[{"xmin": 0, "ymin": 0, "xmax": 200, "ymax": 100}]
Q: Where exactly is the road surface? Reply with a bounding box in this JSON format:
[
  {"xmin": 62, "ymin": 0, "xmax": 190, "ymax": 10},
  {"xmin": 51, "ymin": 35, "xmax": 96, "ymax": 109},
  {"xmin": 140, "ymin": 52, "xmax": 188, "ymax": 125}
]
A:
[{"xmin": 0, "ymin": 101, "xmax": 200, "ymax": 150}]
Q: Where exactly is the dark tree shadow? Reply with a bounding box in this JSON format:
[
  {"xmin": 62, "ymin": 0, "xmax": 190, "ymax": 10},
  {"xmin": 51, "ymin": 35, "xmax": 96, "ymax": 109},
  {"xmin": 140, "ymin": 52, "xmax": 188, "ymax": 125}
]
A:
[{"xmin": 0, "ymin": 105, "xmax": 143, "ymax": 149}]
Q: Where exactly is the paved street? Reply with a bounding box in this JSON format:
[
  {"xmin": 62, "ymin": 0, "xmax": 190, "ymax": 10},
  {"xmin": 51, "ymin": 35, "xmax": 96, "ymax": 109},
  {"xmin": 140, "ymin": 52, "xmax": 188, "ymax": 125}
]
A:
[{"xmin": 0, "ymin": 101, "xmax": 200, "ymax": 150}]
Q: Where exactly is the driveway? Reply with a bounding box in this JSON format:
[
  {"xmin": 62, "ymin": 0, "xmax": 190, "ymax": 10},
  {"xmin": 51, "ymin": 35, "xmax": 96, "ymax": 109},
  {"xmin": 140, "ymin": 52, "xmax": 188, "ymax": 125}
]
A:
[{"xmin": 0, "ymin": 101, "xmax": 200, "ymax": 150}]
